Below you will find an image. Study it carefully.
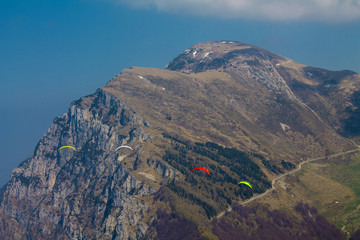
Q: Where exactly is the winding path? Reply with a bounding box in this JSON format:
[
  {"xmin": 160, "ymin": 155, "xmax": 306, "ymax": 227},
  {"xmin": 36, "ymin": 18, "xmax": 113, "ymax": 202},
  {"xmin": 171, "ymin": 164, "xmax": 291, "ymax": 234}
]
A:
[{"xmin": 215, "ymin": 147, "xmax": 360, "ymax": 219}]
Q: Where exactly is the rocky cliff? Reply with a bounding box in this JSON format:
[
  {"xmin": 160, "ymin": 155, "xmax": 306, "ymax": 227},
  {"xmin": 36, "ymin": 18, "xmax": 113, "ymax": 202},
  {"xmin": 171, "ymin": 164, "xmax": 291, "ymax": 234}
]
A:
[{"xmin": 0, "ymin": 88, "xmax": 178, "ymax": 239}]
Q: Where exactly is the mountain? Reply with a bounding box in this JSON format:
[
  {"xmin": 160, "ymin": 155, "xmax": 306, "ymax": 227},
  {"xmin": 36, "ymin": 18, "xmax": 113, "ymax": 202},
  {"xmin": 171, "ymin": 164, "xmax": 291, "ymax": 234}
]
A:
[{"xmin": 1, "ymin": 41, "xmax": 360, "ymax": 239}]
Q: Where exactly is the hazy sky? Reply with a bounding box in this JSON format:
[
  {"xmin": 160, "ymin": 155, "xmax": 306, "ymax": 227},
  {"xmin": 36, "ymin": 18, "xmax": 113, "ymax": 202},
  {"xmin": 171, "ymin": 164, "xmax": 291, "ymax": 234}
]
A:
[{"xmin": 0, "ymin": 0, "xmax": 359, "ymax": 187}]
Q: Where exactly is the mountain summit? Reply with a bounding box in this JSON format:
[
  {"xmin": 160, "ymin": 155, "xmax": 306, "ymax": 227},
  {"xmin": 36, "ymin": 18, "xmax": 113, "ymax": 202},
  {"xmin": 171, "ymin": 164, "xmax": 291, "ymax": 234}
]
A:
[
  {"xmin": 1, "ymin": 41, "xmax": 360, "ymax": 239},
  {"xmin": 166, "ymin": 40, "xmax": 285, "ymax": 73}
]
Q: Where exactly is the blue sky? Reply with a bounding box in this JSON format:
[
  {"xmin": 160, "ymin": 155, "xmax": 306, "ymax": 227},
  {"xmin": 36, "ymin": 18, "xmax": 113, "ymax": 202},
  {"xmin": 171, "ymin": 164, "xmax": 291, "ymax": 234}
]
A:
[{"xmin": 0, "ymin": 0, "xmax": 359, "ymax": 186}]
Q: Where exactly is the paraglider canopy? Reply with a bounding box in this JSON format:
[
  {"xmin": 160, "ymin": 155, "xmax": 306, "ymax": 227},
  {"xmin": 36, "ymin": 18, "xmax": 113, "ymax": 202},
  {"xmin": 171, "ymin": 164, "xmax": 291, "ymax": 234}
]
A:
[
  {"xmin": 190, "ymin": 167, "xmax": 210, "ymax": 175},
  {"xmin": 115, "ymin": 146, "xmax": 133, "ymax": 152},
  {"xmin": 58, "ymin": 146, "xmax": 76, "ymax": 151},
  {"xmin": 237, "ymin": 181, "xmax": 253, "ymax": 189}
]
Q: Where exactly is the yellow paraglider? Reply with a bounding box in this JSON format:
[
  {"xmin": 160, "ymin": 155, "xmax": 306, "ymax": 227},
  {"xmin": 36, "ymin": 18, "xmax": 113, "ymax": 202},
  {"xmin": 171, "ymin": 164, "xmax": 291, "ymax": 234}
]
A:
[
  {"xmin": 237, "ymin": 181, "xmax": 253, "ymax": 189},
  {"xmin": 58, "ymin": 146, "xmax": 76, "ymax": 151}
]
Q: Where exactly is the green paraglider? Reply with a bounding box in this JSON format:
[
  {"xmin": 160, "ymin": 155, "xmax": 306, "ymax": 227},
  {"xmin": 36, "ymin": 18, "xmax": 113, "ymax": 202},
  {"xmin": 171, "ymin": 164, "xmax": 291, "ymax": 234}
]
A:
[{"xmin": 237, "ymin": 181, "xmax": 253, "ymax": 189}]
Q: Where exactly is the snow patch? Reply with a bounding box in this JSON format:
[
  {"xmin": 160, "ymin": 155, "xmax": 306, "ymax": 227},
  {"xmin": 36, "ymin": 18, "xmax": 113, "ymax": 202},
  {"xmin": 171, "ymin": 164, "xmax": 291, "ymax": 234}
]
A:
[
  {"xmin": 280, "ymin": 123, "xmax": 291, "ymax": 132},
  {"xmin": 139, "ymin": 75, "xmax": 144, "ymax": 79},
  {"xmin": 193, "ymin": 50, "xmax": 197, "ymax": 57},
  {"xmin": 203, "ymin": 52, "xmax": 210, "ymax": 59}
]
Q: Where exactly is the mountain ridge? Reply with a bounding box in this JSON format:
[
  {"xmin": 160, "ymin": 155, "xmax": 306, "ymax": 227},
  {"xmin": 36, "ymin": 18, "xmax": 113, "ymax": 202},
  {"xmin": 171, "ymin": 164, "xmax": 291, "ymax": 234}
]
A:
[{"xmin": 1, "ymin": 40, "xmax": 360, "ymax": 239}]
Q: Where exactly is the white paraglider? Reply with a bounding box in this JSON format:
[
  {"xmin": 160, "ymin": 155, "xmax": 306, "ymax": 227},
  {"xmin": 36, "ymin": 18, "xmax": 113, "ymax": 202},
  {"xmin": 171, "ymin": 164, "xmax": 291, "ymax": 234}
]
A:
[
  {"xmin": 115, "ymin": 145, "xmax": 133, "ymax": 163},
  {"xmin": 115, "ymin": 146, "xmax": 133, "ymax": 152}
]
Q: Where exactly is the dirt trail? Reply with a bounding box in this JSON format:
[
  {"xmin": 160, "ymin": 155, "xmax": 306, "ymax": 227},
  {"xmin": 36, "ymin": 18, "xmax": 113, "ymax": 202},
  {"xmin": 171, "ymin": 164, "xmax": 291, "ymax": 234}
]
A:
[{"xmin": 215, "ymin": 147, "xmax": 360, "ymax": 219}]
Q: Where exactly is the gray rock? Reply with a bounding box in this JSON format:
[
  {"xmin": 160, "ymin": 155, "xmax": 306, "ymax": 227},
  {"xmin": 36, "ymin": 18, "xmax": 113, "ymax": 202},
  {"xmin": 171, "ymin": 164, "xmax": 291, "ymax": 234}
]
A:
[{"xmin": 0, "ymin": 89, "xmax": 158, "ymax": 239}]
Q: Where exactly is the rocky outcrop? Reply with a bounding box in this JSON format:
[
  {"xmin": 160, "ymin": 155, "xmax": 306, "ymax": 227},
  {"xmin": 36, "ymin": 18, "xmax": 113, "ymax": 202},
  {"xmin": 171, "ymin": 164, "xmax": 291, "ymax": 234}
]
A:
[
  {"xmin": 146, "ymin": 158, "xmax": 177, "ymax": 181},
  {"xmin": 0, "ymin": 88, "xmax": 157, "ymax": 239}
]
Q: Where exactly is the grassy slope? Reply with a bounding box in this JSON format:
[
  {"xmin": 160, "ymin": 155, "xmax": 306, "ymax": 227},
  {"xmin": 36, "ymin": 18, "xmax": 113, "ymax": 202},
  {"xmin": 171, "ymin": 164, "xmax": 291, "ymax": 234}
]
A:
[
  {"xmin": 254, "ymin": 153, "xmax": 360, "ymax": 237},
  {"xmin": 313, "ymin": 154, "xmax": 360, "ymax": 234},
  {"xmin": 102, "ymin": 66, "xmax": 358, "ymax": 238},
  {"xmin": 104, "ymin": 67, "xmax": 353, "ymax": 161}
]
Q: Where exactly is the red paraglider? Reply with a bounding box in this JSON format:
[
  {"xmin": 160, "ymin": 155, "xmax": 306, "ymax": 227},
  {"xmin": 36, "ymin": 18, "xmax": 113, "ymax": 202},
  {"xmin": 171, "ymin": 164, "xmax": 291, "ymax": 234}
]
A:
[{"xmin": 190, "ymin": 167, "xmax": 210, "ymax": 175}]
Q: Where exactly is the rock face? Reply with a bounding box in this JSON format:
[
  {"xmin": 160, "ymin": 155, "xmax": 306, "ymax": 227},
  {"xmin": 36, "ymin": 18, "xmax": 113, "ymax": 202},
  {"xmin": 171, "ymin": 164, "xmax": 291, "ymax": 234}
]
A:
[
  {"xmin": 0, "ymin": 89, "xmax": 165, "ymax": 239},
  {"xmin": 1, "ymin": 41, "xmax": 360, "ymax": 239}
]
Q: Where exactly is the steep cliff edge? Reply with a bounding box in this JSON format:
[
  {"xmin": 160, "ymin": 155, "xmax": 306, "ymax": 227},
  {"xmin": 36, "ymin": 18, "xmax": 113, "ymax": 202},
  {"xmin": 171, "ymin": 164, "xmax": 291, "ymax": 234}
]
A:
[{"xmin": 0, "ymin": 89, "xmax": 177, "ymax": 239}]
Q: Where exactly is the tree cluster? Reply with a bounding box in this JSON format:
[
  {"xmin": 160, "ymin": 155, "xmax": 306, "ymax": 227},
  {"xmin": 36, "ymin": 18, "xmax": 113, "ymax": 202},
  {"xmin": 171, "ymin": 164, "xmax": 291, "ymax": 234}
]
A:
[
  {"xmin": 261, "ymin": 159, "xmax": 283, "ymax": 175},
  {"xmin": 281, "ymin": 160, "xmax": 296, "ymax": 170},
  {"xmin": 161, "ymin": 133, "xmax": 272, "ymax": 216}
]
